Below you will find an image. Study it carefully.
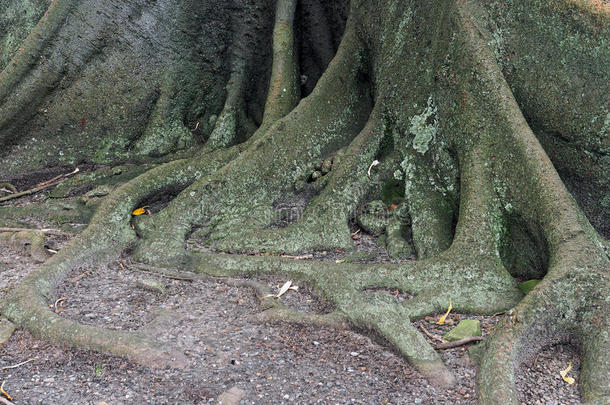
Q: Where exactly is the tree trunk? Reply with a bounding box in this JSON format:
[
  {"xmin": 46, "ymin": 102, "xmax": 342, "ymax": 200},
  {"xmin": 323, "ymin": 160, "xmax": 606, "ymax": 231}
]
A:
[{"xmin": 0, "ymin": 1, "xmax": 608, "ymax": 403}]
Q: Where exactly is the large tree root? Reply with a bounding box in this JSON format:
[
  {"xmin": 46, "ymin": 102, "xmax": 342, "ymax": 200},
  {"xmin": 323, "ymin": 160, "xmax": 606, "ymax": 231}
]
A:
[
  {"xmin": 178, "ymin": 249, "xmax": 521, "ymax": 387},
  {"xmin": 214, "ymin": 104, "xmax": 390, "ymax": 254},
  {"xmin": 0, "ymin": 0, "xmax": 607, "ymax": 401},
  {"xmin": 451, "ymin": 2, "xmax": 610, "ymax": 403},
  {"xmin": 0, "ymin": 147, "xmax": 237, "ymax": 367},
  {"xmin": 132, "ymin": 18, "xmax": 373, "ymax": 265}
]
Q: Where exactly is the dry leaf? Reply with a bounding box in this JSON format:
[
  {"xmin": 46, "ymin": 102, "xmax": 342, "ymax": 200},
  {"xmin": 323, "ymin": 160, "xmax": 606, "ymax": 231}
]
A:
[
  {"xmin": 560, "ymin": 362, "xmax": 575, "ymax": 385},
  {"xmin": 335, "ymin": 259, "xmax": 346, "ymax": 263},
  {"xmin": 263, "ymin": 281, "xmax": 298, "ymax": 299},
  {"xmin": 437, "ymin": 298, "xmax": 453, "ymax": 325},
  {"xmin": 131, "ymin": 206, "xmax": 148, "ymax": 216},
  {"xmin": 276, "ymin": 280, "xmax": 297, "ymax": 298}
]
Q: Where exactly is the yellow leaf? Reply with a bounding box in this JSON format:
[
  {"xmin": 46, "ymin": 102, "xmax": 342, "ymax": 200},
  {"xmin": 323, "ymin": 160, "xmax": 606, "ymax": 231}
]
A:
[
  {"xmin": 131, "ymin": 206, "xmax": 148, "ymax": 216},
  {"xmin": 560, "ymin": 362, "xmax": 575, "ymax": 385},
  {"xmin": 437, "ymin": 298, "xmax": 453, "ymax": 325},
  {"xmin": 335, "ymin": 259, "xmax": 346, "ymax": 263}
]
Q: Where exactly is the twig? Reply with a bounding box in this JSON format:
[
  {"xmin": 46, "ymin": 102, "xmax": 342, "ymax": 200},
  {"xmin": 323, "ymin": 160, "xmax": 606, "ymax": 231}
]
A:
[
  {"xmin": 0, "ymin": 381, "xmax": 12, "ymax": 402},
  {"xmin": 69, "ymin": 271, "xmax": 91, "ymax": 283},
  {"xmin": 53, "ymin": 297, "xmax": 66, "ymax": 309},
  {"xmin": 419, "ymin": 323, "xmax": 446, "ymax": 343},
  {"xmin": 0, "ymin": 168, "xmax": 79, "ymax": 203},
  {"xmin": 0, "ymin": 183, "xmax": 16, "ymax": 193},
  {"xmin": 280, "ymin": 254, "xmax": 313, "ymax": 260},
  {"xmin": 436, "ymin": 336, "xmax": 484, "ymax": 349},
  {"xmin": 1, "ymin": 358, "xmax": 36, "ymax": 370},
  {"xmin": 0, "ymin": 227, "xmax": 67, "ymax": 235}
]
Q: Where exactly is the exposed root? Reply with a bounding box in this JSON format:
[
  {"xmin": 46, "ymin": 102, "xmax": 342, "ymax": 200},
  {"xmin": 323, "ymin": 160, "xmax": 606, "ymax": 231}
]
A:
[
  {"xmin": 452, "ymin": 2, "xmax": 610, "ymax": 403},
  {"xmin": 133, "ymin": 19, "xmax": 373, "ymax": 264},
  {"xmin": 260, "ymin": 0, "xmax": 300, "ymax": 129},
  {"xmin": 1, "ymin": 283, "xmax": 187, "ymax": 368},
  {"xmin": 182, "ymin": 249, "xmax": 521, "ymax": 386},
  {"xmin": 0, "ymin": 227, "xmax": 66, "ymax": 235},
  {"xmin": 214, "ymin": 105, "xmax": 390, "ymax": 254},
  {"xmin": 0, "ymin": 147, "xmax": 238, "ymax": 368},
  {"xmin": 399, "ymin": 146, "xmax": 455, "ymax": 259},
  {"xmin": 0, "ymin": 0, "xmax": 77, "ymax": 109}
]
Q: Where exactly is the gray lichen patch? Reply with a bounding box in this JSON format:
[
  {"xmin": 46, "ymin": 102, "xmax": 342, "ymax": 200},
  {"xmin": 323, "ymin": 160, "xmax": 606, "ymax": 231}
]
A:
[{"xmin": 409, "ymin": 96, "xmax": 438, "ymax": 155}]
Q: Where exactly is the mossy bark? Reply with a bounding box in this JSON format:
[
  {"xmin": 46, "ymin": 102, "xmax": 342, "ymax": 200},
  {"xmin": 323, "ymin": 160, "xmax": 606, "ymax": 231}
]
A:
[{"xmin": 0, "ymin": 0, "xmax": 608, "ymax": 403}]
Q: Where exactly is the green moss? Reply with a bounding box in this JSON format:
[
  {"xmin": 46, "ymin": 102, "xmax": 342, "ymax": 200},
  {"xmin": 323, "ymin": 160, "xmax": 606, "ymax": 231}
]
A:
[{"xmin": 518, "ymin": 279, "xmax": 540, "ymax": 295}]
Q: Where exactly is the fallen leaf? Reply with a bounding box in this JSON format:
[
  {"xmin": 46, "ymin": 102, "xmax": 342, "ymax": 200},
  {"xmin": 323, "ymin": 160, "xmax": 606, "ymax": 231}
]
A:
[
  {"xmin": 335, "ymin": 259, "xmax": 346, "ymax": 263},
  {"xmin": 388, "ymin": 204, "xmax": 399, "ymax": 211},
  {"xmin": 437, "ymin": 298, "xmax": 453, "ymax": 325},
  {"xmin": 131, "ymin": 206, "xmax": 148, "ymax": 216},
  {"xmin": 263, "ymin": 281, "xmax": 298, "ymax": 299},
  {"xmin": 560, "ymin": 362, "xmax": 575, "ymax": 385},
  {"xmin": 276, "ymin": 280, "xmax": 298, "ymax": 298}
]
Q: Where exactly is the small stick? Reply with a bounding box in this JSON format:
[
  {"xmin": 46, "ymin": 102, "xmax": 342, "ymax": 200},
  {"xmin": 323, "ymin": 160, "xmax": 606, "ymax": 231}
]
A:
[
  {"xmin": 1, "ymin": 358, "xmax": 36, "ymax": 370},
  {"xmin": 53, "ymin": 297, "xmax": 66, "ymax": 309},
  {"xmin": 280, "ymin": 254, "xmax": 313, "ymax": 260},
  {"xmin": 0, "ymin": 381, "xmax": 12, "ymax": 402},
  {"xmin": 0, "ymin": 183, "xmax": 16, "ymax": 193},
  {"xmin": 436, "ymin": 336, "xmax": 484, "ymax": 350},
  {"xmin": 419, "ymin": 323, "xmax": 446, "ymax": 343},
  {"xmin": 69, "ymin": 271, "xmax": 90, "ymax": 283},
  {"xmin": 0, "ymin": 227, "xmax": 67, "ymax": 235},
  {"xmin": 0, "ymin": 168, "xmax": 79, "ymax": 203}
]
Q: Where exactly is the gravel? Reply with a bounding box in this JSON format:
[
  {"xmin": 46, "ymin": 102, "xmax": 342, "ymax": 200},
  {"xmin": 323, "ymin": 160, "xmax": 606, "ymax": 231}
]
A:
[{"xmin": 0, "ymin": 198, "xmax": 583, "ymax": 404}]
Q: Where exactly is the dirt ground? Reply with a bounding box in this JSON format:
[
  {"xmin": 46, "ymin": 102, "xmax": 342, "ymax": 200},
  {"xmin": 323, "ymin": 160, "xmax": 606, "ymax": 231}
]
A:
[{"xmin": 0, "ymin": 189, "xmax": 582, "ymax": 404}]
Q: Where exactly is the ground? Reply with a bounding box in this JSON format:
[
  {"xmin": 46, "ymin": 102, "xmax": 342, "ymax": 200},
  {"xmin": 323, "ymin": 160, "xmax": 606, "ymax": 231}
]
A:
[{"xmin": 0, "ymin": 188, "xmax": 583, "ymax": 404}]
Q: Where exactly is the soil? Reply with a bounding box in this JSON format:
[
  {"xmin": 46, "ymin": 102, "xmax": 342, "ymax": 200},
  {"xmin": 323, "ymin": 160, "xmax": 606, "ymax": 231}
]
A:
[{"xmin": 0, "ymin": 191, "xmax": 582, "ymax": 404}]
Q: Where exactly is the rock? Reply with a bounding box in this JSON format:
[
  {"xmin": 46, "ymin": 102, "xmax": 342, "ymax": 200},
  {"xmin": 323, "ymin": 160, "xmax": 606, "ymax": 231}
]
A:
[
  {"xmin": 217, "ymin": 386, "xmax": 245, "ymax": 405},
  {"xmin": 136, "ymin": 279, "xmax": 166, "ymax": 294},
  {"xmin": 519, "ymin": 279, "xmax": 540, "ymax": 295},
  {"xmin": 0, "ymin": 318, "xmax": 16, "ymax": 346},
  {"xmin": 443, "ymin": 320, "xmax": 482, "ymax": 342}
]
